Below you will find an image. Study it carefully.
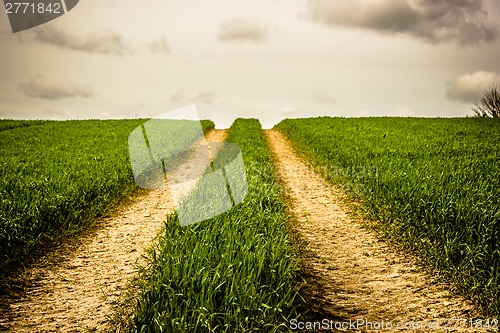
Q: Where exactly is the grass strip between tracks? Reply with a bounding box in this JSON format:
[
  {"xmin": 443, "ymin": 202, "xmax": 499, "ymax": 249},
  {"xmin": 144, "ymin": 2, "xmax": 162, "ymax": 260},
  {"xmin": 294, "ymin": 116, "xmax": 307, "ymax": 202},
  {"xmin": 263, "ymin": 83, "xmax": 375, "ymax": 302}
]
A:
[{"xmin": 131, "ymin": 119, "xmax": 299, "ymax": 332}]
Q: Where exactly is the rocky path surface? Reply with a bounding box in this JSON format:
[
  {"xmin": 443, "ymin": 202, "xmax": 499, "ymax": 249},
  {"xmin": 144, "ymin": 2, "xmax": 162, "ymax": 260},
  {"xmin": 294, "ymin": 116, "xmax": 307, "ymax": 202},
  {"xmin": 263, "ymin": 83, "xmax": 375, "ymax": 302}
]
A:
[{"xmin": 265, "ymin": 129, "xmax": 494, "ymax": 333}]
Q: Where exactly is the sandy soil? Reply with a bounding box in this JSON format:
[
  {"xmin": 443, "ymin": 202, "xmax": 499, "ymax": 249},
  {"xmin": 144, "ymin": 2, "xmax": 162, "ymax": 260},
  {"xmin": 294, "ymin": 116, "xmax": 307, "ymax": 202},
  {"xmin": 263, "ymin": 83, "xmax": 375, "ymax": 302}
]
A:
[
  {"xmin": 265, "ymin": 129, "xmax": 495, "ymax": 333},
  {"xmin": 0, "ymin": 129, "xmax": 226, "ymax": 333}
]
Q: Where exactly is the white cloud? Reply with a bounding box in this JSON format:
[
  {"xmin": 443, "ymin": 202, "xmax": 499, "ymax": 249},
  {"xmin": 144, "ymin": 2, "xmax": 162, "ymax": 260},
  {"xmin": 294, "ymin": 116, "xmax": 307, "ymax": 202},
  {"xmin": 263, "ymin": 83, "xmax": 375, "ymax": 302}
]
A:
[
  {"xmin": 305, "ymin": 0, "xmax": 498, "ymax": 46},
  {"xmin": 107, "ymin": 103, "xmax": 156, "ymax": 118},
  {"xmin": 217, "ymin": 18, "xmax": 271, "ymax": 44},
  {"xmin": 43, "ymin": 108, "xmax": 77, "ymax": 119},
  {"xmin": 357, "ymin": 108, "xmax": 377, "ymax": 116},
  {"xmin": 19, "ymin": 75, "xmax": 95, "ymax": 100},
  {"xmin": 32, "ymin": 24, "xmax": 132, "ymax": 55},
  {"xmin": 259, "ymin": 106, "xmax": 296, "ymax": 129},
  {"xmin": 446, "ymin": 70, "xmax": 500, "ymax": 103},
  {"xmin": 395, "ymin": 104, "xmax": 417, "ymax": 116}
]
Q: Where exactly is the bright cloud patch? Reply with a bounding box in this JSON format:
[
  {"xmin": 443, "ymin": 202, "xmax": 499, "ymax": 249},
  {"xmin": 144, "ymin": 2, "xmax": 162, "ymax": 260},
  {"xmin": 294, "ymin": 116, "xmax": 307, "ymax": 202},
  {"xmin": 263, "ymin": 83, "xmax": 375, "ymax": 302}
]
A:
[{"xmin": 446, "ymin": 70, "xmax": 500, "ymax": 103}]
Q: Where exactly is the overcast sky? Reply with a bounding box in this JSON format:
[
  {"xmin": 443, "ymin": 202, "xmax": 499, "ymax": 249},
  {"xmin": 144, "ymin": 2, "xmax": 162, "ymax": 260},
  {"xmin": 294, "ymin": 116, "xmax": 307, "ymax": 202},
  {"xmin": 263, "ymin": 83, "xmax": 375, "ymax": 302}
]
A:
[{"xmin": 1, "ymin": 0, "xmax": 500, "ymax": 128}]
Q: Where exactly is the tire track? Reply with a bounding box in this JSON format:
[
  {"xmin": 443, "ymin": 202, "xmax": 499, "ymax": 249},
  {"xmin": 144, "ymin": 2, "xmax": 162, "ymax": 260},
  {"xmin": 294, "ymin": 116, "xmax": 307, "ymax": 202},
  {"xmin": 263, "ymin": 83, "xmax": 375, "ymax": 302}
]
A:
[
  {"xmin": 1, "ymin": 130, "xmax": 226, "ymax": 332},
  {"xmin": 265, "ymin": 129, "xmax": 491, "ymax": 333}
]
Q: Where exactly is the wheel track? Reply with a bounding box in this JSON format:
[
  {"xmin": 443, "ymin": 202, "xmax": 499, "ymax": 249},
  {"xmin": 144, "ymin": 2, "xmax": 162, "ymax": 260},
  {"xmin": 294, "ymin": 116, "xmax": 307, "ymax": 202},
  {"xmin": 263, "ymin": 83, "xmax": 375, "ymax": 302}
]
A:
[
  {"xmin": 265, "ymin": 129, "xmax": 492, "ymax": 333},
  {"xmin": 0, "ymin": 129, "xmax": 226, "ymax": 332}
]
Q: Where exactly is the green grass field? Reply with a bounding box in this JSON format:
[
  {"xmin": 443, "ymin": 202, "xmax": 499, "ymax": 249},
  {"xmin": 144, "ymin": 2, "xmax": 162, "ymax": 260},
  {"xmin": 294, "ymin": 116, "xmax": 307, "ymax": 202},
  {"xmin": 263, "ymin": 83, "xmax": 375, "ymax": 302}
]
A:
[
  {"xmin": 0, "ymin": 119, "xmax": 214, "ymax": 270},
  {"xmin": 2, "ymin": 116, "xmax": 499, "ymax": 326},
  {"xmin": 276, "ymin": 117, "xmax": 500, "ymax": 316},
  {"xmin": 130, "ymin": 119, "xmax": 299, "ymax": 332}
]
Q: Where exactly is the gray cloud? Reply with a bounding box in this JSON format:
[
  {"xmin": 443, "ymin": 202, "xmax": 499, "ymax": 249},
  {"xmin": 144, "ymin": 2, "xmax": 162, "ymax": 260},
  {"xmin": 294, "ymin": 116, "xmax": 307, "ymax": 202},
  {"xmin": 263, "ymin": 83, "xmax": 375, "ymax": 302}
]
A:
[
  {"xmin": 313, "ymin": 93, "xmax": 337, "ymax": 105},
  {"xmin": 446, "ymin": 70, "xmax": 500, "ymax": 103},
  {"xmin": 305, "ymin": 0, "xmax": 498, "ymax": 46},
  {"xmin": 148, "ymin": 37, "xmax": 171, "ymax": 55},
  {"xmin": 19, "ymin": 75, "xmax": 95, "ymax": 100},
  {"xmin": 217, "ymin": 18, "xmax": 270, "ymax": 44},
  {"xmin": 170, "ymin": 91, "xmax": 216, "ymax": 105},
  {"xmin": 32, "ymin": 24, "xmax": 131, "ymax": 55},
  {"xmin": 170, "ymin": 91, "xmax": 186, "ymax": 103},
  {"xmin": 195, "ymin": 92, "xmax": 216, "ymax": 104}
]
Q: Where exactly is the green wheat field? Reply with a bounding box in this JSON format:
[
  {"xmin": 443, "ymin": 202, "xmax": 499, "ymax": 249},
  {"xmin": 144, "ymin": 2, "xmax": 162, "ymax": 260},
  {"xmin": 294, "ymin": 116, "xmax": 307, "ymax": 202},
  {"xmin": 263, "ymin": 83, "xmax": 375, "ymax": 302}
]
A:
[{"xmin": 0, "ymin": 117, "xmax": 498, "ymax": 332}]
